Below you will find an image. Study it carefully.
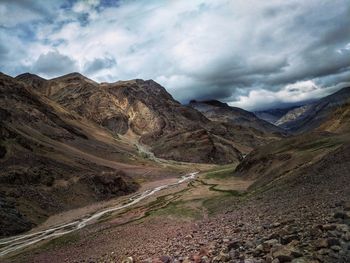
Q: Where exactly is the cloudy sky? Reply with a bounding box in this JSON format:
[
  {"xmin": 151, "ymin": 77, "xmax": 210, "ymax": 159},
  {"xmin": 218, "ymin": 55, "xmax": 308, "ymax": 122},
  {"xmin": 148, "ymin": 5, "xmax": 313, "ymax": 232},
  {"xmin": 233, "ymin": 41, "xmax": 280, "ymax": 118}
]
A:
[{"xmin": 0, "ymin": 0, "xmax": 349, "ymax": 110}]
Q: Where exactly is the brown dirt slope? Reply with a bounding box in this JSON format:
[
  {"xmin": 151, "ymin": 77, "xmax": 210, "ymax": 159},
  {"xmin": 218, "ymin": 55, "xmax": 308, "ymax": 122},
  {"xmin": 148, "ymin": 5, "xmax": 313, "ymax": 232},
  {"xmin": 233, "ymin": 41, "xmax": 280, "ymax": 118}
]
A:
[
  {"xmin": 16, "ymin": 73, "xmax": 283, "ymax": 164},
  {"xmin": 0, "ymin": 73, "xmax": 143, "ymax": 237}
]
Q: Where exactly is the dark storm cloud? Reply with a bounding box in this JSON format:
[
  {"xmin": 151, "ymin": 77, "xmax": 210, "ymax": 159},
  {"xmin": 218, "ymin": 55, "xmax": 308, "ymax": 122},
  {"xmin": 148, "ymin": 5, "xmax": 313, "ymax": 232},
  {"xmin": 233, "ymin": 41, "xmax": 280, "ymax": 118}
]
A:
[
  {"xmin": 0, "ymin": 42, "xmax": 8, "ymax": 60},
  {"xmin": 0, "ymin": 0, "xmax": 61, "ymax": 27},
  {"xmin": 0, "ymin": 0, "xmax": 349, "ymax": 110},
  {"xmin": 83, "ymin": 56, "xmax": 117, "ymax": 74},
  {"xmin": 31, "ymin": 51, "xmax": 78, "ymax": 77}
]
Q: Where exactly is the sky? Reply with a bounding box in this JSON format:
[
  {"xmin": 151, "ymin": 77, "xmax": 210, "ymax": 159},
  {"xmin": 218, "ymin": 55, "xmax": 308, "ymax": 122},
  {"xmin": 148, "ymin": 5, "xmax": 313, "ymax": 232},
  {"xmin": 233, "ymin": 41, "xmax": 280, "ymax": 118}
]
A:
[{"xmin": 0, "ymin": 0, "xmax": 349, "ymax": 110}]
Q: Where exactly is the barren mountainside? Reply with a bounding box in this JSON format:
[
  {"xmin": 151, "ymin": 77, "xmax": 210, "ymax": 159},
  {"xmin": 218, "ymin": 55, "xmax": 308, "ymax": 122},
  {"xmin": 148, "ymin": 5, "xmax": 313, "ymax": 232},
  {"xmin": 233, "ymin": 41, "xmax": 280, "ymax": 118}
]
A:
[
  {"xmin": 0, "ymin": 73, "xmax": 142, "ymax": 236},
  {"xmin": 0, "ymin": 71, "xmax": 286, "ymax": 236},
  {"xmin": 15, "ymin": 73, "xmax": 283, "ymax": 164},
  {"xmin": 273, "ymin": 87, "xmax": 350, "ymax": 132},
  {"xmin": 189, "ymin": 100, "xmax": 284, "ymax": 134}
]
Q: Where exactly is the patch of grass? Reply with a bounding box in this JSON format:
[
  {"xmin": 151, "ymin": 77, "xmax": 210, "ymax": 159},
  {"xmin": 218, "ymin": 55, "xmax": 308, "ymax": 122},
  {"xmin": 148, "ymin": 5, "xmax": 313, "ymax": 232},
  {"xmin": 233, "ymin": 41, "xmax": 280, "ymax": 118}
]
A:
[
  {"xmin": 198, "ymin": 180, "xmax": 243, "ymax": 196},
  {"xmin": 202, "ymin": 194, "xmax": 238, "ymax": 216},
  {"xmin": 97, "ymin": 186, "xmax": 192, "ymax": 224},
  {"xmin": 204, "ymin": 165, "xmax": 236, "ymax": 180},
  {"xmin": 296, "ymin": 137, "xmax": 341, "ymax": 152},
  {"xmin": 40, "ymin": 232, "xmax": 80, "ymax": 250},
  {"xmin": 150, "ymin": 200, "xmax": 202, "ymax": 220},
  {"xmin": 8, "ymin": 232, "xmax": 81, "ymax": 262},
  {"xmin": 18, "ymin": 231, "xmax": 82, "ymax": 257}
]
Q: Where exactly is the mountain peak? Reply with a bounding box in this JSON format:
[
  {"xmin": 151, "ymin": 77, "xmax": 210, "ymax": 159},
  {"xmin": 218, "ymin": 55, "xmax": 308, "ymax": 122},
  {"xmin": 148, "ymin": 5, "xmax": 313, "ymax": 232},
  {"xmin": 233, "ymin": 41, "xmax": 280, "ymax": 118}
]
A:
[
  {"xmin": 50, "ymin": 72, "xmax": 98, "ymax": 85},
  {"xmin": 189, "ymin": 99, "xmax": 229, "ymax": 108},
  {"xmin": 52, "ymin": 72, "xmax": 85, "ymax": 80},
  {"xmin": 15, "ymin": 72, "xmax": 46, "ymax": 81}
]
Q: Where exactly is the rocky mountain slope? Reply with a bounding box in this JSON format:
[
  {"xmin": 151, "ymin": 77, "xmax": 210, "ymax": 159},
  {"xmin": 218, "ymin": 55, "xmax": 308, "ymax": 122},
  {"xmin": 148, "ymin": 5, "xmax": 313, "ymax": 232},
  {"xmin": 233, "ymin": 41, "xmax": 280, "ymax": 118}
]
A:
[
  {"xmin": 235, "ymin": 131, "xmax": 349, "ymax": 189},
  {"xmin": 254, "ymin": 106, "xmax": 299, "ymax": 124},
  {"xmin": 0, "ymin": 71, "xmax": 286, "ymax": 237},
  {"xmin": 0, "ymin": 73, "xmax": 146, "ymax": 236},
  {"xmin": 12, "ymin": 131, "xmax": 350, "ymax": 263},
  {"xmin": 317, "ymin": 102, "xmax": 350, "ymax": 133},
  {"xmin": 2, "ymin": 72, "xmax": 349, "ymax": 262},
  {"xmin": 16, "ymin": 73, "xmax": 283, "ymax": 164},
  {"xmin": 259, "ymin": 87, "xmax": 350, "ymax": 133},
  {"xmin": 189, "ymin": 100, "xmax": 284, "ymax": 134}
]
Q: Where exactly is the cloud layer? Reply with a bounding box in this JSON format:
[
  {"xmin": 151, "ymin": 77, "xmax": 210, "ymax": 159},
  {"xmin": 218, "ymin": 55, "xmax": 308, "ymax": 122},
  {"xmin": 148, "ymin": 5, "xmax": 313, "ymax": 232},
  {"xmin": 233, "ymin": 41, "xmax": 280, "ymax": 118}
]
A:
[{"xmin": 0, "ymin": 0, "xmax": 349, "ymax": 110}]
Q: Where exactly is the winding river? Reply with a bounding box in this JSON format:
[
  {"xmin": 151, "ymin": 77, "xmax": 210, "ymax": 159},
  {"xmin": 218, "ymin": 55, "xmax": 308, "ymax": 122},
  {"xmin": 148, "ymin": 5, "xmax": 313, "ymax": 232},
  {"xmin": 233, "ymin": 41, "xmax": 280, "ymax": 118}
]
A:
[{"xmin": 0, "ymin": 172, "xmax": 198, "ymax": 257}]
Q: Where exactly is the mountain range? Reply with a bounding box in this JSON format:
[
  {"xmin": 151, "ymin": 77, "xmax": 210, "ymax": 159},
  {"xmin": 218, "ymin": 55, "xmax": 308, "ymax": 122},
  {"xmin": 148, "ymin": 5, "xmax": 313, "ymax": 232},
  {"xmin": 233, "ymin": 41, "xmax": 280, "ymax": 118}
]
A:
[
  {"xmin": 256, "ymin": 87, "xmax": 350, "ymax": 133},
  {"xmin": 1, "ymin": 72, "xmax": 350, "ymax": 261},
  {"xmin": 0, "ymin": 72, "xmax": 284, "ymax": 236}
]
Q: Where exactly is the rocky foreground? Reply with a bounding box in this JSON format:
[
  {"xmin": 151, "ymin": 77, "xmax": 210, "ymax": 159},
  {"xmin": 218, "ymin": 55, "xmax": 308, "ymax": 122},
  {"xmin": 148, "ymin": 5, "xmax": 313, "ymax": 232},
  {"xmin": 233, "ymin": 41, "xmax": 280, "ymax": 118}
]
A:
[
  {"xmin": 96, "ymin": 199, "xmax": 349, "ymax": 263},
  {"xmin": 12, "ymin": 140, "xmax": 348, "ymax": 263},
  {"xmin": 100, "ymin": 145, "xmax": 350, "ymax": 263}
]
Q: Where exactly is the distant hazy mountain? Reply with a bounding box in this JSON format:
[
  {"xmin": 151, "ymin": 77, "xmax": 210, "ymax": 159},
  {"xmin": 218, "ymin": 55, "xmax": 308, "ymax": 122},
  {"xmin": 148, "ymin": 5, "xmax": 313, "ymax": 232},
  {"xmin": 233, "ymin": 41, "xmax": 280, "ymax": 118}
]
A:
[
  {"xmin": 189, "ymin": 99, "xmax": 284, "ymax": 134},
  {"xmin": 254, "ymin": 106, "xmax": 300, "ymax": 124},
  {"xmin": 255, "ymin": 87, "xmax": 350, "ymax": 133},
  {"xmin": 276, "ymin": 87, "xmax": 350, "ymax": 133}
]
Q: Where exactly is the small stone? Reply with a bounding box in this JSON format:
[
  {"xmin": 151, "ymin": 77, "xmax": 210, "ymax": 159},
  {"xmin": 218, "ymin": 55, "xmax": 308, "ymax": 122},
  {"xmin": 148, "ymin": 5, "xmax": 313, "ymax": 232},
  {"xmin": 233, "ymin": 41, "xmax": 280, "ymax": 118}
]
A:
[
  {"xmin": 256, "ymin": 244, "xmax": 264, "ymax": 251},
  {"xmin": 201, "ymin": 256, "xmax": 209, "ymax": 263},
  {"xmin": 281, "ymin": 234, "xmax": 299, "ymax": 245},
  {"xmin": 342, "ymin": 231, "xmax": 350, "ymax": 241},
  {"xmin": 264, "ymin": 239, "xmax": 279, "ymax": 248},
  {"xmin": 310, "ymin": 226, "xmax": 322, "ymax": 237},
  {"xmin": 330, "ymin": 245, "xmax": 341, "ymax": 251},
  {"xmin": 229, "ymin": 249, "xmax": 240, "ymax": 259},
  {"xmin": 318, "ymin": 248, "xmax": 330, "ymax": 255},
  {"xmin": 334, "ymin": 211, "xmax": 350, "ymax": 220},
  {"xmin": 185, "ymin": 234, "xmax": 193, "ymax": 240},
  {"xmin": 272, "ymin": 222, "xmax": 281, "ymax": 228},
  {"xmin": 122, "ymin": 257, "xmax": 134, "ymax": 263},
  {"xmin": 269, "ymin": 232, "xmax": 281, "ymax": 240},
  {"xmin": 322, "ymin": 224, "xmax": 336, "ymax": 231},
  {"xmin": 159, "ymin": 255, "xmax": 171, "ymax": 263},
  {"xmin": 336, "ymin": 224, "xmax": 348, "ymax": 232},
  {"xmin": 218, "ymin": 251, "xmax": 230, "ymax": 262},
  {"xmin": 272, "ymin": 247, "xmax": 294, "ymax": 262},
  {"xmin": 329, "ymin": 251, "xmax": 341, "ymax": 259},
  {"xmin": 228, "ymin": 240, "xmax": 242, "ymax": 250},
  {"xmin": 327, "ymin": 238, "xmax": 340, "ymax": 247},
  {"xmin": 314, "ymin": 238, "xmax": 328, "ymax": 249},
  {"xmin": 290, "ymin": 258, "xmax": 309, "ymax": 263},
  {"xmin": 291, "ymin": 250, "xmax": 303, "ymax": 258}
]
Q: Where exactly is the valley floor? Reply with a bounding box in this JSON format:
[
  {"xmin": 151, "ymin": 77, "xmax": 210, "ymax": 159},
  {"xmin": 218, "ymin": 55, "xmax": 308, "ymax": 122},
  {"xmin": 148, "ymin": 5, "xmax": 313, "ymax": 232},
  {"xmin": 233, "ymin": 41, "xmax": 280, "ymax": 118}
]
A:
[
  {"xmin": 2, "ymin": 159, "xmax": 350, "ymax": 263},
  {"xmin": 1, "ymin": 166, "xmax": 252, "ymax": 262}
]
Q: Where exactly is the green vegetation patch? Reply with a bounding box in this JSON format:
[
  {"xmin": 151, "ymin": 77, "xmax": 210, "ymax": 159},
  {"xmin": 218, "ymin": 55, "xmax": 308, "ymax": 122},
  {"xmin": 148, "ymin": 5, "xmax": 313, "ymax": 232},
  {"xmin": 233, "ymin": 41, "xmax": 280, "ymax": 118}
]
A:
[
  {"xmin": 10, "ymin": 231, "xmax": 83, "ymax": 261},
  {"xmin": 202, "ymin": 194, "xmax": 238, "ymax": 216},
  {"xmin": 204, "ymin": 165, "xmax": 235, "ymax": 179},
  {"xmin": 296, "ymin": 137, "xmax": 342, "ymax": 152},
  {"xmin": 199, "ymin": 179, "xmax": 243, "ymax": 196},
  {"xmin": 39, "ymin": 232, "xmax": 81, "ymax": 251},
  {"xmin": 150, "ymin": 200, "xmax": 202, "ymax": 220}
]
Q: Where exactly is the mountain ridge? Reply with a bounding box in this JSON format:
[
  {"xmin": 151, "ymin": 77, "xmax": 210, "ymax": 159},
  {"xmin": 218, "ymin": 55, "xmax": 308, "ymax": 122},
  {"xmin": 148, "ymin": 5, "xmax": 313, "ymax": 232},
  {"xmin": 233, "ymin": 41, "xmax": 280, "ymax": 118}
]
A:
[{"xmin": 14, "ymin": 72, "xmax": 284, "ymax": 164}]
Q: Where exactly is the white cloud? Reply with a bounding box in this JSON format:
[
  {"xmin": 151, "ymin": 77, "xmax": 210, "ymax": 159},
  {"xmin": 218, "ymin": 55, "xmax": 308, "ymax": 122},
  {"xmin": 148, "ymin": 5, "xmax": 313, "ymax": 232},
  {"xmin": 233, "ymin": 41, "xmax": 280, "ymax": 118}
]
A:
[
  {"xmin": 0, "ymin": 0, "xmax": 349, "ymax": 109},
  {"xmin": 229, "ymin": 80, "xmax": 342, "ymax": 110}
]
